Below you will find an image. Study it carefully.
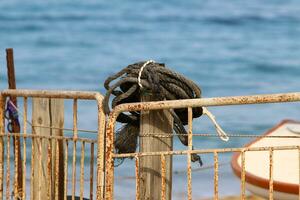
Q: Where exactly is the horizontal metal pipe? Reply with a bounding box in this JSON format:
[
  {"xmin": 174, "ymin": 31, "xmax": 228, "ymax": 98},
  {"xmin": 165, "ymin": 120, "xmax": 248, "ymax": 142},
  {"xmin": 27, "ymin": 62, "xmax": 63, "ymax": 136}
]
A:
[
  {"xmin": 1, "ymin": 89, "xmax": 103, "ymax": 100},
  {"xmin": 0, "ymin": 133, "xmax": 97, "ymax": 143},
  {"xmin": 112, "ymin": 92, "xmax": 300, "ymax": 114},
  {"xmin": 113, "ymin": 145, "xmax": 300, "ymax": 158}
]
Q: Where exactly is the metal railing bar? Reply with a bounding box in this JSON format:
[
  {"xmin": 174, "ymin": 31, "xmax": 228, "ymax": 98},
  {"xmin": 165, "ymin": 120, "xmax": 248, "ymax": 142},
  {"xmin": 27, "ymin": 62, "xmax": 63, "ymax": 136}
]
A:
[
  {"xmin": 139, "ymin": 133, "xmax": 300, "ymax": 139},
  {"xmin": 1, "ymin": 90, "xmax": 100, "ymax": 100},
  {"xmin": 113, "ymin": 145, "xmax": 300, "ymax": 158},
  {"xmin": 0, "ymin": 133, "xmax": 96, "ymax": 143},
  {"xmin": 112, "ymin": 92, "xmax": 300, "ymax": 114}
]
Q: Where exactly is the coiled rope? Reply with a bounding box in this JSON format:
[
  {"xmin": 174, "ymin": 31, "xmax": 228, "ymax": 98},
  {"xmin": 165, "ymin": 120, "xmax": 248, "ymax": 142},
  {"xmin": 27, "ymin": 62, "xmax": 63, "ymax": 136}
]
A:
[
  {"xmin": 104, "ymin": 61, "xmax": 210, "ymax": 166},
  {"xmin": 103, "ymin": 61, "xmax": 203, "ymax": 123}
]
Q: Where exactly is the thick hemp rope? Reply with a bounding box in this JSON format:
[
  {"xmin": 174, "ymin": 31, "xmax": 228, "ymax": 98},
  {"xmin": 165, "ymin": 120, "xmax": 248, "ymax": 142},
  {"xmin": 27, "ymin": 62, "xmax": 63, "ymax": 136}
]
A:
[{"xmin": 103, "ymin": 61, "xmax": 205, "ymax": 166}]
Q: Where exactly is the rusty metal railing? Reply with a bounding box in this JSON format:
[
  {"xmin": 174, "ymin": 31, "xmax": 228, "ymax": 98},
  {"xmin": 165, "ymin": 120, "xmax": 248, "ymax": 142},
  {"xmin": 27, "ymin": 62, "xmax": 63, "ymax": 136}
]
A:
[
  {"xmin": 0, "ymin": 89, "xmax": 106, "ymax": 200},
  {"xmin": 104, "ymin": 92, "xmax": 300, "ymax": 200}
]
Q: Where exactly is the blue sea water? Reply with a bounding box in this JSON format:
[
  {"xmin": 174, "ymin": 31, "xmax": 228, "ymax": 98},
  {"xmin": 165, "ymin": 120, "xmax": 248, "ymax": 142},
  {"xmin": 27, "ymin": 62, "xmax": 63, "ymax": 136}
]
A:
[{"xmin": 0, "ymin": 0, "xmax": 300, "ymax": 199}]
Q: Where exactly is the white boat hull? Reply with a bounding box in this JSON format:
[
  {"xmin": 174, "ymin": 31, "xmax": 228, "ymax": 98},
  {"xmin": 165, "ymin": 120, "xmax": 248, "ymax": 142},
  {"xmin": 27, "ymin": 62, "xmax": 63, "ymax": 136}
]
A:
[{"xmin": 231, "ymin": 120, "xmax": 300, "ymax": 199}]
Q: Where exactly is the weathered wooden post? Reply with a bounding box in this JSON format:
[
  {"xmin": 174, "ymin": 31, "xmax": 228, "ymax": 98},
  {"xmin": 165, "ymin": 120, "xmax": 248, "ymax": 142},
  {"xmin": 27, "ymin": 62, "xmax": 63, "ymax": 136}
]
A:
[
  {"xmin": 139, "ymin": 92, "xmax": 173, "ymax": 200},
  {"xmin": 32, "ymin": 98, "xmax": 64, "ymax": 200}
]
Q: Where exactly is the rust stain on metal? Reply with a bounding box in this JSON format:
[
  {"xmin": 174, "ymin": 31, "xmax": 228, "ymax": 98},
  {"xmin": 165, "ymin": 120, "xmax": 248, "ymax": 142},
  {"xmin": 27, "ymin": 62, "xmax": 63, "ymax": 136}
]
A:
[
  {"xmin": 104, "ymin": 114, "xmax": 116, "ymax": 200},
  {"xmin": 23, "ymin": 97, "xmax": 27, "ymax": 134},
  {"xmin": 90, "ymin": 143, "xmax": 95, "ymax": 200},
  {"xmin": 188, "ymin": 107, "xmax": 193, "ymax": 150},
  {"xmin": 161, "ymin": 154, "xmax": 166, "ymax": 200},
  {"xmin": 55, "ymin": 139, "xmax": 60, "ymax": 200},
  {"xmin": 30, "ymin": 135, "xmax": 34, "ymax": 200},
  {"xmin": 80, "ymin": 142, "xmax": 85, "ymax": 200},
  {"xmin": 214, "ymin": 151, "xmax": 219, "ymax": 200},
  {"xmin": 269, "ymin": 148, "xmax": 274, "ymax": 200},
  {"xmin": 14, "ymin": 131, "xmax": 20, "ymax": 199},
  {"xmin": 6, "ymin": 136, "xmax": 11, "ymax": 200},
  {"xmin": 38, "ymin": 138, "xmax": 42, "ymax": 200},
  {"xmin": 111, "ymin": 92, "xmax": 300, "ymax": 114},
  {"xmin": 135, "ymin": 156, "xmax": 140, "ymax": 200},
  {"xmin": 47, "ymin": 139, "xmax": 52, "ymax": 200},
  {"xmin": 112, "ymin": 145, "xmax": 300, "ymax": 158},
  {"xmin": 0, "ymin": 90, "xmax": 105, "ymax": 200},
  {"xmin": 0, "ymin": 132, "xmax": 96, "ymax": 143},
  {"xmin": 241, "ymin": 150, "xmax": 246, "ymax": 200},
  {"xmin": 95, "ymin": 94, "xmax": 106, "ymax": 200},
  {"xmin": 64, "ymin": 140, "xmax": 69, "ymax": 200},
  {"xmin": 22, "ymin": 137, "xmax": 27, "ymax": 200},
  {"xmin": 187, "ymin": 107, "xmax": 193, "ymax": 200},
  {"xmin": 73, "ymin": 99, "xmax": 78, "ymax": 139},
  {"xmin": 1, "ymin": 89, "xmax": 300, "ymax": 200},
  {"xmin": 72, "ymin": 141, "xmax": 77, "ymax": 200},
  {"xmin": 187, "ymin": 152, "xmax": 192, "ymax": 200},
  {"xmin": 1, "ymin": 89, "xmax": 100, "ymax": 100}
]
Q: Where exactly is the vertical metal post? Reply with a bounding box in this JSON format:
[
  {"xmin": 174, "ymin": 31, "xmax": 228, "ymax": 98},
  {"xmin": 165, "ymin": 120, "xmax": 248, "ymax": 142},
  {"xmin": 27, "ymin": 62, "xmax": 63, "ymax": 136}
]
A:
[
  {"xmin": 90, "ymin": 143, "xmax": 94, "ymax": 200},
  {"xmin": 47, "ymin": 139, "xmax": 52, "ymax": 200},
  {"xmin": 96, "ymin": 94, "xmax": 106, "ymax": 200},
  {"xmin": 72, "ymin": 141, "xmax": 77, "ymax": 200},
  {"xmin": 161, "ymin": 154, "xmax": 166, "ymax": 200},
  {"xmin": 6, "ymin": 135, "xmax": 11, "ymax": 200},
  {"xmin": 73, "ymin": 99, "xmax": 78, "ymax": 138},
  {"xmin": 214, "ymin": 151, "xmax": 219, "ymax": 200},
  {"xmin": 80, "ymin": 142, "xmax": 85, "ymax": 200},
  {"xmin": 241, "ymin": 150, "xmax": 246, "ymax": 200},
  {"xmin": 135, "ymin": 156, "xmax": 140, "ymax": 200},
  {"xmin": 269, "ymin": 148, "xmax": 274, "ymax": 200},
  {"xmin": 22, "ymin": 97, "xmax": 27, "ymax": 199},
  {"xmin": 22, "ymin": 137, "xmax": 26, "ymax": 200},
  {"xmin": 72, "ymin": 99, "xmax": 78, "ymax": 200},
  {"xmin": 64, "ymin": 141, "xmax": 68, "ymax": 200},
  {"xmin": 30, "ymin": 135, "xmax": 34, "ymax": 200},
  {"xmin": 187, "ymin": 107, "xmax": 193, "ymax": 200}
]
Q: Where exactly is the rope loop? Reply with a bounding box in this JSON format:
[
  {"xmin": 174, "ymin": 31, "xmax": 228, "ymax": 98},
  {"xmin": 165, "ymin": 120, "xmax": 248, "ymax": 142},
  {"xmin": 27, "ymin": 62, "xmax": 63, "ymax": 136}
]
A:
[
  {"xmin": 138, "ymin": 60, "xmax": 155, "ymax": 88},
  {"xmin": 202, "ymin": 107, "xmax": 229, "ymax": 141}
]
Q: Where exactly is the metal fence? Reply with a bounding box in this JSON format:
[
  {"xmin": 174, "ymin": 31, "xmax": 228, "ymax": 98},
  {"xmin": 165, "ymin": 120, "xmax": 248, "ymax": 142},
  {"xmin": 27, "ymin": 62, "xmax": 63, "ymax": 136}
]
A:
[
  {"xmin": 104, "ymin": 92, "xmax": 300, "ymax": 200},
  {"xmin": 1, "ymin": 90, "xmax": 299, "ymax": 199},
  {"xmin": 0, "ymin": 89, "xmax": 106, "ymax": 200}
]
